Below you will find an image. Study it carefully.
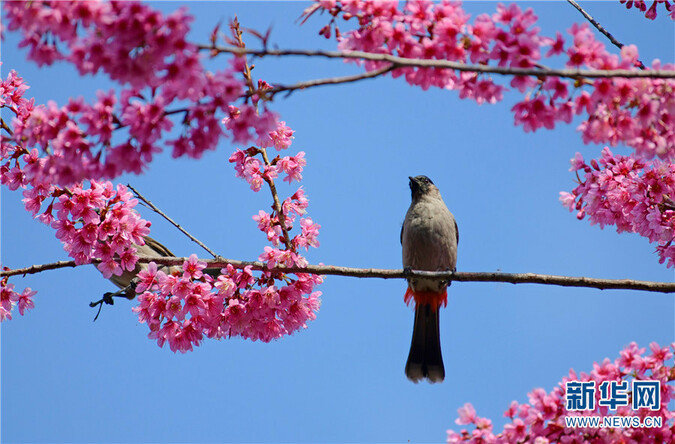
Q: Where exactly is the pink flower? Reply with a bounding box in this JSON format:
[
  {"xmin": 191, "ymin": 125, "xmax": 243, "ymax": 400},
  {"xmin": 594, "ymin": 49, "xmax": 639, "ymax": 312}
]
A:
[
  {"xmin": 182, "ymin": 254, "xmax": 205, "ymax": 280},
  {"xmin": 278, "ymin": 152, "xmax": 306, "ymax": 184},
  {"xmin": 259, "ymin": 246, "xmax": 295, "ymax": 268},
  {"xmin": 136, "ymin": 262, "xmax": 163, "ymax": 292},
  {"xmin": 214, "ymin": 274, "xmax": 236, "ymax": 297},
  {"xmin": 0, "ymin": 281, "xmax": 36, "ymax": 320},
  {"xmin": 1, "ymin": 282, "xmax": 16, "ymax": 312},
  {"xmin": 456, "ymin": 403, "xmax": 477, "ymax": 425},
  {"xmin": 620, "ymin": 44, "xmax": 639, "ymax": 66},
  {"xmin": 98, "ymin": 258, "xmax": 123, "ymax": 279},
  {"xmin": 164, "ymin": 295, "xmax": 185, "ymax": 321},
  {"xmin": 259, "ymin": 120, "xmax": 294, "ymax": 151},
  {"xmin": 283, "ymin": 187, "xmax": 309, "ymax": 220},
  {"xmin": 294, "ymin": 217, "xmax": 321, "ymax": 250}
]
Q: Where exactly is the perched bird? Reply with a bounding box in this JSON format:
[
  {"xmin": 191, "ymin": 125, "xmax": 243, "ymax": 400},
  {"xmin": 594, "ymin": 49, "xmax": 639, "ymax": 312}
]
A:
[
  {"xmin": 106, "ymin": 236, "xmax": 221, "ymax": 295},
  {"xmin": 401, "ymin": 175, "xmax": 458, "ymax": 383}
]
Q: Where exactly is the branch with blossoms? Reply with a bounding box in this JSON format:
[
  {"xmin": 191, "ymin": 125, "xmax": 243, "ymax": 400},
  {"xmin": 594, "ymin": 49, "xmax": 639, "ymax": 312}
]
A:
[
  {"xmin": 3, "ymin": 0, "xmax": 675, "ymax": 163},
  {"xmin": 446, "ymin": 341, "xmax": 675, "ymax": 443},
  {"xmin": 1, "ymin": 102, "xmax": 323, "ymax": 352},
  {"xmin": 1, "ymin": 95, "xmax": 324, "ymax": 351},
  {"xmin": 204, "ymin": 47, "xmax": 675, "ymax": 80},
  {"xmin": 567, "ymin": 0, "xmax": 647, "ymax": 69},
  {"xmin": 0, "ymin": 4, "xmax": 323, "ymax": 350},
  {"xmin": 1, "ymin": 2, "xmax": 278, "ymax": 188},
  {"xmin": 2, "ymin": 1, "xmax": 675, "ymax": 349},
  {"xmin": 4, "ymin": 259, "xmax": 675, "ymax": 294},
  {"xmin": 297, "ymin": 1, "xmax": 675, "ymax": 162},
  {"xmin": 561, "ymin": 147, "xmax": 675, "ymax": 268},
  {"xmin": 3, "ymin": 4, "xmax": 675, "ymax": 443}
]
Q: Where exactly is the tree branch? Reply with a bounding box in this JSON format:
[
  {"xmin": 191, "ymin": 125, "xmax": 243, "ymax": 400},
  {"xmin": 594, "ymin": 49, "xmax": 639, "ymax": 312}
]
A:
[
  {"xmin": 3, "ymin": 257, "xmax": 675, "ymax": 293},
  {"xmin": 229, "ymin": 19, "xmax": 295, "ymax": 251},
  {"xmin": 1, "ymin": 117, "xmax": 15, "ymax": 136},
  {"xmin": 566, "ymin": 0, "xmax": 647, "ymax": 70},
  {"xmin": 265, "ymin": 65, "xmax": 395, "ymax": 97},
  {"xmin": 259, "ymin": 147, "xmax": 294, "ymax": 250},
  {"xmin": 199, "ymin": 45, "xmax": 675, "ymax": 79}
]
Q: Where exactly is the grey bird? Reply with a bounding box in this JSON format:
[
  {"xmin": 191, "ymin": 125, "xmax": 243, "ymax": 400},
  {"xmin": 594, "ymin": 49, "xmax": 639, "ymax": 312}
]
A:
[
  {"xmin": 106, "ymin": 236, "xmax": 221, "ymax": 294},
  {"xmin": 401, "ymin": 175, "xmax": 458, "ymax": 383}
]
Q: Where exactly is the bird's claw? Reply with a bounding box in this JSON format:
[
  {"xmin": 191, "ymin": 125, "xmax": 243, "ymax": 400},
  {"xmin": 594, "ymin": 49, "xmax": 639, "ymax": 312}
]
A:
[{"xmin": 89, "ymin": 284, "xmax": 136, "ymax": 321}]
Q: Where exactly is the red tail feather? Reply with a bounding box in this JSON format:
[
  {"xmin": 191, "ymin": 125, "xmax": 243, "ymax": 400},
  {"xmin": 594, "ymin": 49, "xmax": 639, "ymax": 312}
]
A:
[{"xmin": 404, "ymin": 287, "xmax": 447, "ymax": 310}]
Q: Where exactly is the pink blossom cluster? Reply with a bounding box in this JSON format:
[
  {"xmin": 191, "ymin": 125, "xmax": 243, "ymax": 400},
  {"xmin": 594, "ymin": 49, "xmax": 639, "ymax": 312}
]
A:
[
  {"xmin": 559, "ymin": 29, "xmax": 674, "ymax": 161},
  {"xmin": 4, "ymin": 1, "xmax": 191, "ymax": 85},
  {"xmin": 230, "ymin": 118, "xmax": 319, "ymax": 257},
  {"xmin": 446, "ymin": 341, "xmax": 675, "ymax": 443},
  {"xmin": 2, "ymin": 1, "xmax": 279, "ymax": 187},
  {"xmin": 48, "ymin": 181, "xmax": 151, "ymax": 276},
  {"xmin": 132, "ymin": 257, "xmax": 321, "ymax": 351},
  {"xmin": 2, "ymin": 3, "xmax": 324, "ymax": 341},
  {"xmin": 314, "ymin": 1, "xmax": 675, "ymax": 161},
  {"xmin": 317, "ymin": 1, "xmax": 548, "ymax": 103},
  {"xmin": 0, "ymin": 277, "xmax": 36, "ymax": 321},
  {"xmin": 228, "ymin": 118, "xmax": 307, "ymax": 191},
  {"xmin": 620, "ymin": 0, "xmax": 675, "ymax": 20},
  {"xmin": 560, "ymin": 147, "xmax": 675, "ymax": 267},
  {"xmin": 1, "ymin": 68, "xmax": 165, "ymax": 317},
  {"xmin": 2, "ymin": 93, "xmax": 153, "ymax": 275},
  {"xmin": 229, "ymin": 118, "xmax": 317, "ymax": 251},
  {"xmin": 1, "ymin": 70, "xmax": 37, "ymax": 191},
  {"xmin": 129, "ymin": 117, "xmax": 322, "ymax": 351},
  {"xmin": 1, "ymin": 70, "xmax": 160, "ymax": 301}
]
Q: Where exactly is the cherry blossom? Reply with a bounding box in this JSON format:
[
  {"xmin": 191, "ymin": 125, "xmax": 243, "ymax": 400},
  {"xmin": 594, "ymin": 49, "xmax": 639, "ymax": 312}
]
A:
[
  {"xmin": 132, "ymin": 256, "xmax": 322, "ymax": 351},
  {"xmin": 560, "ymin": 147, "xmax": 675, "ymax": 267},
  {"xmin": 0, "ymin": 277, "xmax": 36, "ymax": 321},
  {"xmin": 314, "ymin": 1, "xmax": 675, "ymax": 161},
  {"xmin": 126, "ymin": 116, "xmax": 322, "ymax": 350},
  {"xmin": 2, "ymin": 2, "xmax": 278, "ymax": 187},
  {"xmin": 446, "ymin": 342, "xmax": 675, "ymax": 443},
  {"xmin": 619, "ymin": 0, "xmax": 675, "ymax": 20}
]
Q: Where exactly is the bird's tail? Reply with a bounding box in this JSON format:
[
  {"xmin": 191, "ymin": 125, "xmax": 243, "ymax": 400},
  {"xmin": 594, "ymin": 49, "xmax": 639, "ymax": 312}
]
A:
[{"xmin": 405, "ymin": 295, "xmax": 445, "ymax": 383}]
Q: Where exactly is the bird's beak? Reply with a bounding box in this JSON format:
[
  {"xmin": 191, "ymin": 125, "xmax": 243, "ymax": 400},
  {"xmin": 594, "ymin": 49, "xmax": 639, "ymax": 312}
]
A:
[{"xmin": 408, "ymin": 176, "xmax": 420, "ymax": 193}]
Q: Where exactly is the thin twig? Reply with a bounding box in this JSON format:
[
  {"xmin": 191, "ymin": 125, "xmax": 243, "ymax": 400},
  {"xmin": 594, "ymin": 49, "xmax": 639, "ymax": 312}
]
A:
[
  {"xmin": 1, "ymin": 118, "xmax": 15, "ymax": 136},
  {"xmin": 232, "ymin": 17, "xmax": 257, "ymax": 96},
  {"xmin": 199, "ymin": 46, "xmax": 675, "ymax": 79},
  {"xmin": 127, "ymin": 184, "xmax": 219, "ymax": 258},
  {"xmin": 231, "ymin": 19, "xmax": 294, "ymax": 251},
  {"xmin": 259, "ymin": 148, "xmax": 294, "ymax": 250},
  {"xmin": 566, "ymin": 0, "xmax": 646, "ymax": 70},
  {"xmin": 265, "ymin": 64, "xmax": 396, "ymax": 97},
  {"xmin": 3, "ymin": 257, "xmax": 675, "ymax": 293}
]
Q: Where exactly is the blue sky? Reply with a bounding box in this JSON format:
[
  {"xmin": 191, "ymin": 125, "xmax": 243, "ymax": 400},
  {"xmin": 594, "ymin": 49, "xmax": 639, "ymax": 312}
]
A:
[{"xmin": 2, "ymin": 1, "xmax": 674, "ymax": 443}]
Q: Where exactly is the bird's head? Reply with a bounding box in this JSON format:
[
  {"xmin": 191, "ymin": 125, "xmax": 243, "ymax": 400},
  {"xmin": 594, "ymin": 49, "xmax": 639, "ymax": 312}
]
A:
[{"xmin": 409, "ymin": 175, "xmax": 438, "ymax": 199}]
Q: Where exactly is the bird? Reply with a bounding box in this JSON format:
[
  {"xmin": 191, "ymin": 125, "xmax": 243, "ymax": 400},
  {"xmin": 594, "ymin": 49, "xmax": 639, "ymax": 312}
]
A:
[
  {"xmin": 401, "ymin": 175, "xmax": 458, "ymax": 383},
  {"xmin": 106, "ymin": 236, "xmax": 221, "ymax": 295}
]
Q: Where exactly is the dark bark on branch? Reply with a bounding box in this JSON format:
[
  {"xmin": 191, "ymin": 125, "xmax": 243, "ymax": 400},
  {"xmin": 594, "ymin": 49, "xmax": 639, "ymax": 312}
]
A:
[{"xmin": 3, "ymin": 256, "xmax": 675, "ymax": 293}]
